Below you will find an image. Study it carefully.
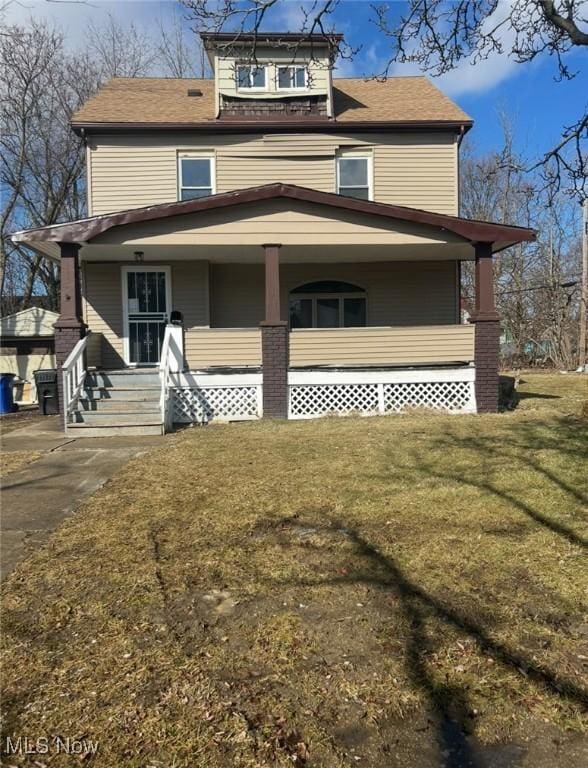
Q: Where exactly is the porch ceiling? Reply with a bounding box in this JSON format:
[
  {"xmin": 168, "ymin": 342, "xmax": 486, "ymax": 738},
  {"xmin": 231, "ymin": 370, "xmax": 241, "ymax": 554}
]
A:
[
  {"xmin": 76, "ymin": 242, "xmax": 474, "ymax": 262},
  {"xmin": 11, "ymin": 182, "xmax": 535, "ymax": 262}
]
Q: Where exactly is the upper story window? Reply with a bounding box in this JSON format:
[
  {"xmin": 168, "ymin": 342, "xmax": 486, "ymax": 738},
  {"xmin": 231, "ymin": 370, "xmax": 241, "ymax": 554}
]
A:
[
  {"xmin": 336, "ymin": 155, "xmax": 372, "ymax": 200},
  {"xmin": 276, "ymin": 65, "xmax": 308, "ymax": 90},
  {"xmin": 178, "ymin": 154, "xmax": 215, "ymax": 200},
  {"xmin": 236, "ymin": 64, "xmax": 267, "ymax": 90},
  {"xmin": 289, "ymin": 280, "xmax": 367, "ymax": 329}
]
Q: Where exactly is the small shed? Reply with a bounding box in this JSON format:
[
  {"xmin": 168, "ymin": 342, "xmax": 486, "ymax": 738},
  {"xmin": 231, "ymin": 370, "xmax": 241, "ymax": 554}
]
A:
[{"xmin": 0, "ymin": 307, "xmax": 58, "ymax": 403}]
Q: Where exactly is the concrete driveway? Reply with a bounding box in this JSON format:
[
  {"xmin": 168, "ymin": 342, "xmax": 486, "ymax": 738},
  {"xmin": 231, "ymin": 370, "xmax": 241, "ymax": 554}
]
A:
[{"xmin": 0, "ymin": 416, "xmax": 165, "ymax": 581}]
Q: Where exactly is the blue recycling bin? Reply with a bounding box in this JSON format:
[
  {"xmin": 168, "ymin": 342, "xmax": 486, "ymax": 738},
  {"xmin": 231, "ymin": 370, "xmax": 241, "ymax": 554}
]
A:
[{"xmin": 0, "ymin": 373, "xmax": 16, "ymax": 414}]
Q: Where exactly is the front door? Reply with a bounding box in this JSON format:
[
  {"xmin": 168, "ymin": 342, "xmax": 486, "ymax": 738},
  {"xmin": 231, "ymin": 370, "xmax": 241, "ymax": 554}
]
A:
[{"xmin": 124, "ymin": 267, "xmax": 170, "ymax": 365}]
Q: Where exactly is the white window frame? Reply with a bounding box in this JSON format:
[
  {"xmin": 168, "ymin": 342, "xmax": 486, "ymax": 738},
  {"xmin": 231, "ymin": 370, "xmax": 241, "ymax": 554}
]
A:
[
  {"xmin": 276, "ymin": 64, "xmax": 308, "ymax": 91},
  {"xmin": 236, "ymin": 63, "xmax": 268, "ymax": 91},
  {"xmin": 177, "ymin": 153, "xmax": 215, "ymax": 201},
  {"xmin": 336, "ymin": 154, "xmax": 373, "ymax": 201},
  {"xmin": 289, "ymin": 289, "xmax": 368, "ymax": 329}
]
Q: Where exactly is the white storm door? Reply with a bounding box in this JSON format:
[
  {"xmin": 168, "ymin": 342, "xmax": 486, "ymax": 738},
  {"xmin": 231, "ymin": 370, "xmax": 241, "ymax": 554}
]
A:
[{"xmin": 123, "ymin": 267, "xmax": 171, "ymax": 365}]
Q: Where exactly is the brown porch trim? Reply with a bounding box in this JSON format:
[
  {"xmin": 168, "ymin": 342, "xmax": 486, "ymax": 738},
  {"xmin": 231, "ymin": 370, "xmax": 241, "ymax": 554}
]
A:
[
  {"xmin": 469, "ymin": 242, "xmax": 500, "ymax": 413},
  {"xmin": 71, "ymin": 120, "xmax": 473, "ymax": 136},
  {"xmin": 263, "ymin": 243, "xmax": 282, "ymax": 324},
  {"xmin": 260, "ymin": 243, "xmax": 288, "ymax": 418},
  {"xmin": 11, "ymin": 183, "xmax": 535, "ymax": 248},
  {"xmin": 54, "ymin": 242, "xmax": 86, "ymax": 422}
]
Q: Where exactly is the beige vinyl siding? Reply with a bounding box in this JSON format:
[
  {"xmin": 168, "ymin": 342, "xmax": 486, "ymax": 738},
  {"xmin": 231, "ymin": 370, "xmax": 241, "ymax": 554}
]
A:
[
  {"xmin": 88, "ymin": 131, "xmax": 458, "ymax": 216},
  {"xmin": 211, "ymin": 261, "xmax": 458, "ymax": 327},
  {"xmin": 290, "ymin": 325, "xmax": 474, "ymax": 366},
  {"xmin": 185, "ymin": 329, "xmax": 261, "ymax": 368},
  {"xmin": 215, "ymin": 47, "xmax": 330, "ymax": 103},
  {"xmin": 83, "ymin": 259, "xmax": 458, "ymax": 369},
  {"xmin": 94, "ymin": 199, "xmax": 464, "ymax": 248},
  {"xmin": 83, "ymin": 261, "xmax": 209, "ymax": 368}
]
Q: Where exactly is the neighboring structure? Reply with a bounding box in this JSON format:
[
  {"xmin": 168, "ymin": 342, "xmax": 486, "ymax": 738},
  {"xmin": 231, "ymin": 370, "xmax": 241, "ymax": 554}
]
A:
[
  {"xmin": 0, "ymin": 307, "xmax": 58, "ymax": 403},
  {"xmin": 11, "ymin": 32, "xmax": 535, "ymax": 435}
]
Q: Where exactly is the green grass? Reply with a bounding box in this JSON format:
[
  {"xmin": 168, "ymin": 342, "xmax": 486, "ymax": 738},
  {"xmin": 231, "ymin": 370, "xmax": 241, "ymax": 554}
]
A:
[{"xmin": 1, "ymin": 373, "xmax": 587, "ymax": 767}]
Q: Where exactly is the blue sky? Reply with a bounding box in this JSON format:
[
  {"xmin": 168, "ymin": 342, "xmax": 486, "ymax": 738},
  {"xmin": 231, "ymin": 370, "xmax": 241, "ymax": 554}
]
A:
[{"xmin": 5, "ymin": 0, "xmax": 586, "ymax": 161}]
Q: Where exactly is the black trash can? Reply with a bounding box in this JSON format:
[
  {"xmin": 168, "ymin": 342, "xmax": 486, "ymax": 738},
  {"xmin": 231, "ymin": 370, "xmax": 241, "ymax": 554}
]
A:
[{"xmin": 34, "ymin": 369, "xmax": 59, "ymax": 415}]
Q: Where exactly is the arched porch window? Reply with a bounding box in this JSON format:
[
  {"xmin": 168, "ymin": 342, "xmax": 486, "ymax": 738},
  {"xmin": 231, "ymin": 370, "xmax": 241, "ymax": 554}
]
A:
[{"xmin": 289, "ymin": 280, "xmax": 367, "ymax": 329}]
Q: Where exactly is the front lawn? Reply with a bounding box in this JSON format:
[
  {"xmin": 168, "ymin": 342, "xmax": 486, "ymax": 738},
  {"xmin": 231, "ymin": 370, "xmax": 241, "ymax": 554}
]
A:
[{"xmin": 1, "ymin": 373, "xmax": 587, "ymax": 767}]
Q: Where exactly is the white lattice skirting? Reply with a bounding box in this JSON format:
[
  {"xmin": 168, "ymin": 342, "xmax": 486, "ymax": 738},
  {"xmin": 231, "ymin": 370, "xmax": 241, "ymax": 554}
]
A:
[
  {"xmin": 169, "ymin": 372, "xmax": 263, "ymax": 423},
  {"xmin": 288, "ymin": 368, "xmax": 477, "ymax": 419},
  {"xmin": 167, "ymin": 369, "xmax": 476, "ymax": 424}
]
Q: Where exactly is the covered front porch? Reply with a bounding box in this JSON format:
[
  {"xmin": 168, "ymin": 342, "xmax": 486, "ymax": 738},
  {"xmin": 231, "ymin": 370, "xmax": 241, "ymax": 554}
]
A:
[{"xmin": 11, "ymin": 183, "xmax": 535, "ymax": 430}]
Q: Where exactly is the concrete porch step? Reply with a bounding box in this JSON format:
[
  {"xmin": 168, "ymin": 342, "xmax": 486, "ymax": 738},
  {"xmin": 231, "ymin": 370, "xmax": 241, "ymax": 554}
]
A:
[
  {"xmin": 72, "ymin": 411, "xmax": 161, "ymax": 426},
  {"xmin": 66, "ymin": 422, "xmax": 164, "ymax": 437},
  {"xmin": 83, "ymin": 387, "xmax": 160, "ymax": 401},
  {"xmin": 78, "ymin": 397, "xmax": 160, "ymax": 412},
  {"xmin": 86, "ymin": 370, "xmax": 160, "ymax": 388}
]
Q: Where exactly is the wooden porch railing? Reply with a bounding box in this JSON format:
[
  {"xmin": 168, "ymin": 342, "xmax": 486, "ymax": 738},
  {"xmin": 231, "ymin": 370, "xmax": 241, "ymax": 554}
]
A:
[
  {"xmin": 184, "ymin": 328, "xmax": 262, "ymax": 369},
  {"xmin": 62, "ymin": 334, "xmax": 89, "ymax": 417}
]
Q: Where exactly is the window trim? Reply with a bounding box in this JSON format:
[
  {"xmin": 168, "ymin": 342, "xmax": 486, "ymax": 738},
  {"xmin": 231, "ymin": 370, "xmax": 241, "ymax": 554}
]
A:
[
  {"xmin": 177, "ymin": 153, "xmax": 216, "ymax": 201},
  {"xmin": 289, "ymin": 283, "xmax": 368, "ymax": 329},
  {"xmin": 236, "ymin": 63, "xmax": 268, "ymax": 91},
  {"xmin": 336, "ymin": 154, "xmax": 373, "ymax": 201},
  {"xmin": 276, "ymin": 64, "xmax": 308, "ymax": 91}
]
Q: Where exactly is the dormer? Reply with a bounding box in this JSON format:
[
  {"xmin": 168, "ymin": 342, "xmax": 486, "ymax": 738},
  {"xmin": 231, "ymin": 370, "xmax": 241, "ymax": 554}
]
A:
[{"xmin": 201, "ymin": 32, "xmax": 342, "ymax": 120}]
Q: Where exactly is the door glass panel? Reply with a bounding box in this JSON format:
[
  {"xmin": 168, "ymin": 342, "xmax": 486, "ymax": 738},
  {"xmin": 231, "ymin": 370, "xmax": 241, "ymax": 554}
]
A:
[
  {"xmin": 127, "ymin": 271, "xmax": 136, "ymax": 301},
  {"xmin": 317, "ymin": 298, "xmax": 339, "ymax": 328},
  {"xmin": 157, "ymin": 272, "xmax": 166, "ymax": 313},
  {"xmin": 148, "ymin": 272, "xmax": 158, "ymax": 312},
  {"xmin": 344, "ymin": 297, "xmax": 367, "ymax": 327},
  {"xmin": 290, "ymin": 298, "xmax": 312, "ymax": 328}
]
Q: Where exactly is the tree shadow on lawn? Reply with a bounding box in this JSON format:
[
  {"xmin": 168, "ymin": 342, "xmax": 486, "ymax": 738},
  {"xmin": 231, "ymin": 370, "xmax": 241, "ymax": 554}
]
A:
[
  {"xmin": 408, "ymin": 417, "xmax": 588, "ymax": 540},
  {"xmin": 258, "ymin": 416, "xmax": 587, "ymax": 766},
  {"xmin": 261, "ymin": 507, "xmax": 587, "ymax": 768},
  {"xmin": 516, "ymin": 392, "xmax": 561, "ymax": 401}
]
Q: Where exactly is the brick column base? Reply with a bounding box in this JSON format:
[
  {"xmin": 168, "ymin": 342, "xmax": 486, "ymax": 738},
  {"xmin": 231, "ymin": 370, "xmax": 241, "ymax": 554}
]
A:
[
  {"xmin": 54, "ymin": 319, "xmax": 86, "ymax": 425},
  {"xmin": 471, "ymin": 315, "xmax": 500, "ymax": 413},
  {"xmin": 260, "ymin": 321, "xmax": 289, "ymax": 419}
]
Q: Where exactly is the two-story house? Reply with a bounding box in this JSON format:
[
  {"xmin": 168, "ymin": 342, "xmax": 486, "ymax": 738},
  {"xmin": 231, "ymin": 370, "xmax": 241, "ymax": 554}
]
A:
[{"xmin": 12, "ymin": 32, "xmax": 535, "ymax": 435}]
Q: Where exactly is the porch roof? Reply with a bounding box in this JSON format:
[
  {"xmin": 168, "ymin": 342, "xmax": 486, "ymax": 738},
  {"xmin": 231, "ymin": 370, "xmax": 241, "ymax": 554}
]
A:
[{"xmin": 11, "ymin": 183, "xmax": 535, "ymax": 262}]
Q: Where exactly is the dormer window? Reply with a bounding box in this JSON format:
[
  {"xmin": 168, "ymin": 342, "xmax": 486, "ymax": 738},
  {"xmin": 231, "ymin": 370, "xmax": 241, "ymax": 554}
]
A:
[
  {"xmin": 277, "ymin": 65, "xmax": 308, "ymax": 90},
  {"xmin": 236, "ymin": 64, "xmax": 267, "ymax": 90}
]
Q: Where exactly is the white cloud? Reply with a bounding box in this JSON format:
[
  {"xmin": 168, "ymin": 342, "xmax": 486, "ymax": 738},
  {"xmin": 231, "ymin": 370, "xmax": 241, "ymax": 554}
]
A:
[
  {"xmin": 3, "ymin": 0, "xmax": 184, "ymax": 51},
  {"xmin": 387, "ymin": 0, "xmax": 520, "ymax": 96}
]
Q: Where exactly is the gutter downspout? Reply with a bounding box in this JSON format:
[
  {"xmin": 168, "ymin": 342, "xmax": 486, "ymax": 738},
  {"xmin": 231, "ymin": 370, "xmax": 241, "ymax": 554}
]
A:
[{"xmin": 456, "ymin": 123, "xmax": 466, "ymax": 217}]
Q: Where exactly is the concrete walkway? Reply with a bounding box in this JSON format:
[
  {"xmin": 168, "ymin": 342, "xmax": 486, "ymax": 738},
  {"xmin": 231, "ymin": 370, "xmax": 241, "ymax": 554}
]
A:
[{"xmin": 1, "ymin": 418, "xmax": 165, "ymax": 581}]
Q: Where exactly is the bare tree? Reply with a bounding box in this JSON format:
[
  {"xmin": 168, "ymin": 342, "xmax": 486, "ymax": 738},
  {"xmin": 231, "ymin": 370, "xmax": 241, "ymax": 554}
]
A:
[
  {"xmin": 181, "ymin": 0, "xmax": 350, "ymax": 68},
  {"xmin": 157, "ymin": 9, "xmax": 209, "ymax": 77},
  {"xmin": 0, "ymin": 15, "xmax": 157, "ymax": 312},
  {"xmin": 371, "ymin": 0, "xmax": 588, "ymax": 201},
  {"xmin": 86, "ymin": 12, "xmax": 158, "ymax": 79},
  {"xmin": 0, "ymin": 21, "xmax": 97, "ymax": 308},
  {"xmin": 180, "ymin": 0, "xmax": 587, "ymax": 200},
  {"xmin": 461, "ymin": 117, "xmax": 582, "ymax": 369}
]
